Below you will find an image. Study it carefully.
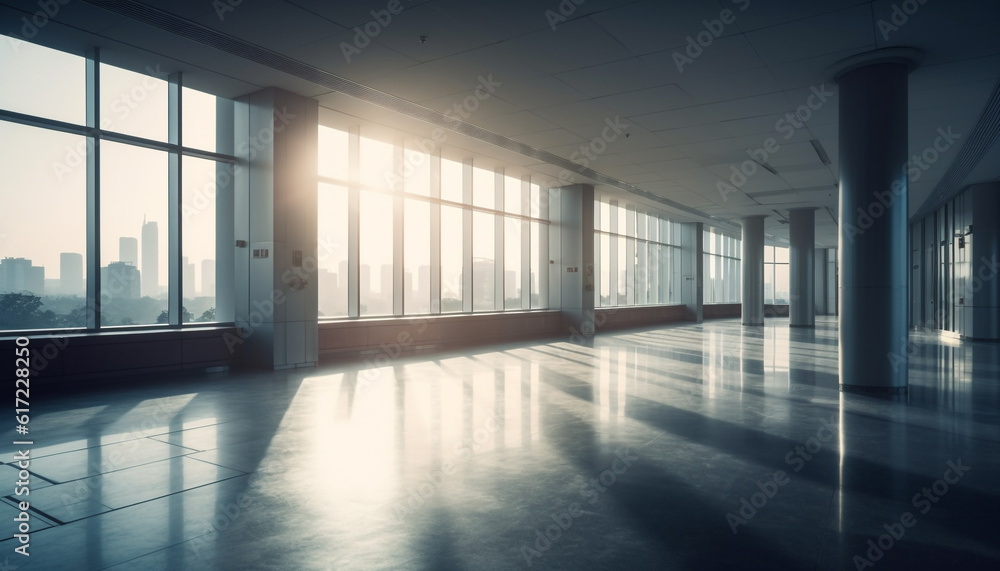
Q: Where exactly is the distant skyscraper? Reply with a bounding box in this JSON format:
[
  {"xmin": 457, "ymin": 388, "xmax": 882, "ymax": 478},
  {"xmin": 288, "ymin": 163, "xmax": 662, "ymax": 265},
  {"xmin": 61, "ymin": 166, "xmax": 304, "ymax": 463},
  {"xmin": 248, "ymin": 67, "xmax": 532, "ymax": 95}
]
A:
[
  {"xmin": 60, "ymin": 253, "xmax": 83, "ymax": 296},
  {"xmin": 141, "ymin": 217, "xmax": 158, "ymax": 298},
  {"xmin": 119, "ymin": 237, "xmax": 138, "ymax": 266},
  {"xmin": 201, "ymin": 259, "xmax": 215, "ymax": 297},
  {"xmin": 101, "ymin": 262, "xmax": 140, "ymax": 300},
  {"xmin": 0, "ymin": 257, "xmax": 44, "ymax": 295},
  {"xmin": 183, "ymin": 257, "xmax": 195, "ymax": 298}
]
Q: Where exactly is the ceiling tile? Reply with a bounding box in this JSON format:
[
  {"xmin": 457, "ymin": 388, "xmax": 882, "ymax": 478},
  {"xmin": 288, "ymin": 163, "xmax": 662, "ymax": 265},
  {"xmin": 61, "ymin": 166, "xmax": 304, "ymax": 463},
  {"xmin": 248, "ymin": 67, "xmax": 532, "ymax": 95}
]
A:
[
  {"xmin": 745, "ymin": 5, "xmax": 873, "ymax": 66},
  {"xmin": 555, "ymin": 57, "xmax": 668, "ymax": 98},
  {"xmin": 500, "ymin": 17, "xmax": 633, "ymax": 75}
]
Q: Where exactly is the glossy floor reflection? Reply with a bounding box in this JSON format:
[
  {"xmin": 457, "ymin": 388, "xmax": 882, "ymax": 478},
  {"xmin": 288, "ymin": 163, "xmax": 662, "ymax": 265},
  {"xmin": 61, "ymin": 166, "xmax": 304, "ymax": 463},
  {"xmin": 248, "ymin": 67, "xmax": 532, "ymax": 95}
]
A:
[{"xmin": 4, "ymin": 317, "xmax": 999, "ymax": 570}]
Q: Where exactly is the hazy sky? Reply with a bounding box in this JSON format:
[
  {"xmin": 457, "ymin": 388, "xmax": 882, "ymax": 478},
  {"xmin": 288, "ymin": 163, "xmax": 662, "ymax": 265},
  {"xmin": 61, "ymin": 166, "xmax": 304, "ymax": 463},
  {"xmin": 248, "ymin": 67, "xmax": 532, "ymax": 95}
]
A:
[{"xmin": 0, "ymin": 38, "xmax": 217, "ymax": 292}]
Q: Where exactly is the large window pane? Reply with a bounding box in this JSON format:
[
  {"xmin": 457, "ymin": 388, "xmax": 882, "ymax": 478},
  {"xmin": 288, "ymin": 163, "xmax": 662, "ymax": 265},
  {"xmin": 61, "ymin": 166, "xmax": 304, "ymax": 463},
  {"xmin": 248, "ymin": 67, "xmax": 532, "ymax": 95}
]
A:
[
  {"xmin": 182, "ymin": 87, "xmax": 217, "ymax": 152},
  {"xmin": 0, "ymin": 38, "xmax": 85, "ymax": 124},
  {"xmin": 473, "ymin": 211, "xmax": 494, "ymax": 311},
  {"xmin": 504, "ymin": 217, "xmax": 521, "ymax": 309},
  {"xmin": 182, "ymin": 157, "xmax": 218, "ymax": 322},
  {"xmin": 617, "ymin": 236, "xmax": 627, "ymax": 304},
  {"xmin": 531, "ymin": 221, "xmax": 546, "ymax": 309},
  {"xmin": 360, "ymin": 136, "xmax": 394, "ymax": 191},
  {"xmin": 100, "ymin": 141, "xmax": 167, "ymax": 326},
  {"xmin": 473, "ymin": 166, "xmax": 494, "ymax": 209},
  {"xmin": 600, "ymin": 234, "xmax": 611, "ymax": 307},
  {"xmin": 100, "ymin": 63, "xmax": 168, "ymax": 141},
  {"xmin": 0, "ymin": 122, "xmax": 86, "ymax": 330},
  {"xmin": 441, "ymin": 205, "xmax": 463, "ymax": 312},
  {"xmin": 404, "ymin": 147, "xmax": 431, "ymax": 196},
  {"xmin": 405, "ymin": 199, "xmax": 430, "ymax": 314},
  {"xmin": 648, "ymin": 243, "xmax": 659, "ymax": 304},
  {"xmin": 359, "ymin": 190, "xmax": 393, "ymax": 316},
  {"xmin": 441, "ymin": 158, "xmax": 463, "ymax": 203},
  {"xmin": 319, "ymin": 126, "xmax": 349, "ymax": 180},
  {"xmin": 774, "ymin": 263, "xmax": 790, "ymax": 304},
  {"xmin": 504, "ymin": 175, "xmax": 521, "ymax": 214},
  {"xmin": 530, "ymin": 183, "xmax": 542, "ymax": 218},
  {"xmin": 636, "ymin": 239, "xmax": 647, "ymax": 304},
  {"xmin": 318, "ymin": 183, "xmax": 348, "ymax": 318}
]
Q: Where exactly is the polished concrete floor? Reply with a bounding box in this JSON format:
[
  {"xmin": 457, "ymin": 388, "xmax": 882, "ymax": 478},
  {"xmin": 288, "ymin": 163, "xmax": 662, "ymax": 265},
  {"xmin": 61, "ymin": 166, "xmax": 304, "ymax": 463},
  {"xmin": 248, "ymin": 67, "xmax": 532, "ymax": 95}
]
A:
[{"xmin": 3, "ymin": 317, "xmax": 999, "ymax": 570}]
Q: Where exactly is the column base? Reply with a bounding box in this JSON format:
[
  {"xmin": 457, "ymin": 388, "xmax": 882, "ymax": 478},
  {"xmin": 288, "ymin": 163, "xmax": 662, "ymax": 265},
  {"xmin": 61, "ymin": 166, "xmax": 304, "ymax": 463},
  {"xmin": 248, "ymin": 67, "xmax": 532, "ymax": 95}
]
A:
[
  {"xmin": 742, "ymin": 321, "xmax": 764, "ymax": 326},
  {"xmin": 789, "ymin": 324, "xmax": 815, "ymax": 328},
  {"xmin": 840, "ymin": 384, "xmax": 908, "ymax": 395}
]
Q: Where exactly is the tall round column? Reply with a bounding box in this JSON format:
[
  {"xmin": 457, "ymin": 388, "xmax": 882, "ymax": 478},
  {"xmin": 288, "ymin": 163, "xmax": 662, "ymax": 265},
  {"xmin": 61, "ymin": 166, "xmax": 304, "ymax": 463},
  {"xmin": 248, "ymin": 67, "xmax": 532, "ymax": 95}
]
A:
[
  {"xmin": 789, "ymin": 208, "xmax": 816, "ymax": 327},
  {"xmin": 833, "ymin": 49, "xmax": 918, "ymax": 394},
  {"xmin": 742, "ymin": 215, "xmax": 765, "ymax": 326}
]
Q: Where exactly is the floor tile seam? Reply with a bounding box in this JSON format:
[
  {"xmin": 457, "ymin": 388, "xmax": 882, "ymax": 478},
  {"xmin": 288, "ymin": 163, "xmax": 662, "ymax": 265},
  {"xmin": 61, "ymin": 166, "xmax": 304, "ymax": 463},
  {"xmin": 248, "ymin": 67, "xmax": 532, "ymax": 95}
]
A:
[
  {"xmin": 182, "ymin": 454, "xmax": 253, "ymax": 475},
  {"xmin": 30, "ymin": 449, "xmax": 233, "ymax": 486},
  {"xmin": 144, "ymin": 435, "xmax": 219, "ymax": 454},
  {"xmin": 30, "ymin": 472, "xmax": 252, "ymax": 527},
  {"xmin": 11, "ymin": 431, "xmax": 209, "ymax": 463}
]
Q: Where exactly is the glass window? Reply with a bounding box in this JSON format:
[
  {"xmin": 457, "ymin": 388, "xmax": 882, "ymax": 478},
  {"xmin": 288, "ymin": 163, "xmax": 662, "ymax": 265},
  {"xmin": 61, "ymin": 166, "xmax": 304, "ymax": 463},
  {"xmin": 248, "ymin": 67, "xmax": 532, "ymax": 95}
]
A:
[
  {"xmin": 441, "ymin": 158, "xmax": 464, "ymax": 203},
  {"xmin": 504, "ymin": 175, "xmax": 522, "ymax": 215},
  {"xmin": 617, "ymin": 236, "xmax": 626, "ymax": 304},
  {"xmin": 182, "ymin": 157, "xmax": 218, "ymax": 322},
  {"xmin": 359, "ymin": 190, "xmax": 393, "ymax": 316},
  {"xmin": 441, "ymin": 205, "xmax": 463, "ymax": 312},
  {"xmin": 403, "ymin": 147, "xmax": 431, "ymax": 196},
  {"xmin": 100, "ymin": 63, "xmax": 168, "ymax": 141},
  {"xmin": 473, "ymin": 166, "xmax": 494, "ymax": 209},
  {"xmin": 182, "ymin": 87, "xmax": 217, "ymax": 152},
  {"xmin": 318, "ymin": 183, "xmax": 348, "ymax": 318},
  {"xmin": 530, "ymin": 183, "xmax": 542, "ymax": 219},
  {"xmin": 319, "ymin": 126, "xmax": 349, "ymax": 181},
  {"xmin": 360, "ymin": 136, "xmax": 394, "ymax": 191},
  {"xmin": 473, "ymin": 211, "xmax": 494, "ymax": 311},
  {"xmin": 531, "ymin": 221, "xmax": 545, "ymax": 309},
  {"xmin": 0, "ymin": 122, "xmax": 87, "ymax": 330},
  {"xmin": 0, "ymin": 38, "xmax": 85, "ymax": 125},
  {"xmin": 100, "ymin": 141, "xmax": 167, "ymax": 326},
  {"xmin": 404, "ymin": 199, "xmax": 431, "ymax": 314},
  {"xmin": 504, "ymin": 217, "xmax": 521, "ymax": 309},
  {"xmin": 775, "ymin": 246, "xmax": 789, "ymax": 264},
  {"xmin": 600, "ymin": 234, "xmax": 611, "ymax": 307}
]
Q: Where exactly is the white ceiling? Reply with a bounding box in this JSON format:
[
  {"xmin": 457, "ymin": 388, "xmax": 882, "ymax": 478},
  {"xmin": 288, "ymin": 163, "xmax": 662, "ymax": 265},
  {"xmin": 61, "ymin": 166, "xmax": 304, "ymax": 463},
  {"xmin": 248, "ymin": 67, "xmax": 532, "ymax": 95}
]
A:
[{"xmin": 3, "ymin": 0, "xmax": 999, "ymax": 247}]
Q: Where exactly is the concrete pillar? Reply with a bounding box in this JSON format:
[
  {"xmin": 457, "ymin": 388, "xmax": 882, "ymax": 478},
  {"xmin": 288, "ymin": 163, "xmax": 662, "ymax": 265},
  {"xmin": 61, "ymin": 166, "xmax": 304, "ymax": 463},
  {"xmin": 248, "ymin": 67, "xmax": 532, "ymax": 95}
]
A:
[
  {"xmin": 789, "ymin": 208, "xmax": 816, "ymax": 327},
  {"xmin": 234, "ymin": 88, "xmax": 318, "ymax": 369},
  {"xmin": 742, "ymin": 215, "xmax": 765, "ymax": 326},
  {"xmin": 971, "ymin": 183, "xmax": 1000, "ymax": 340},
  {"xmin": 832, "ymin": 49, "xmax": 918, "ymax": 394},
  {"xmin": 814, "ymin": 247, "xmax": 827, "ymax": 316},
  {"xmin": 680, "ymin": 222, "xmax": 704, "ymax": 322},
  {"xmin": 550, "ymin": 184, "xmax": 595, "ymax": 338}
]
